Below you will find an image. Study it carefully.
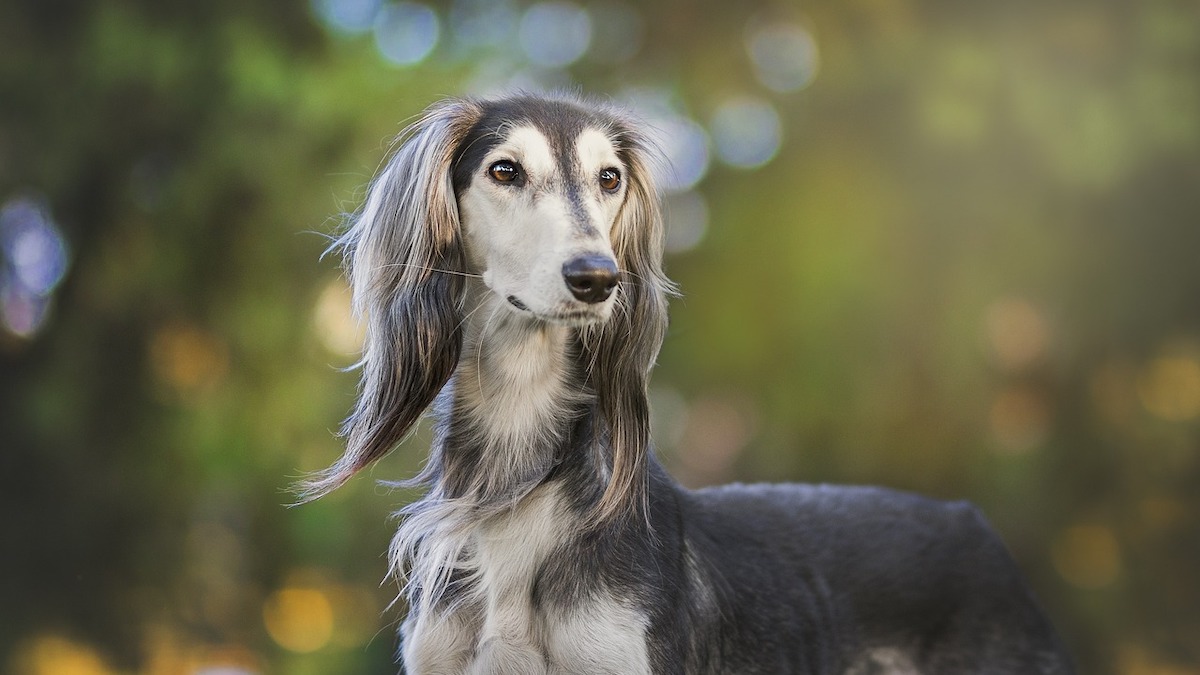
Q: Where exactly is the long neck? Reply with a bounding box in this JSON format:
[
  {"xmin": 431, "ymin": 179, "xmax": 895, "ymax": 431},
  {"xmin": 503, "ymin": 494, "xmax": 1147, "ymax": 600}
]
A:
[{"xmin": 426, "ymin": 289, "xmax": 601, "ymax": 506}]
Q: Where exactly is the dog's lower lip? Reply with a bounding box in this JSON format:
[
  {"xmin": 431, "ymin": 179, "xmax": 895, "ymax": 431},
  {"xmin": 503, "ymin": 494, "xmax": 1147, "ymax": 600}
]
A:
[
  {"xmin": 543, "ymin": 310, "xmax": 604, "ymax": 325},
  {"xmin": 506, "ymin": 295, "xmax": 529, "ymax": 311}
]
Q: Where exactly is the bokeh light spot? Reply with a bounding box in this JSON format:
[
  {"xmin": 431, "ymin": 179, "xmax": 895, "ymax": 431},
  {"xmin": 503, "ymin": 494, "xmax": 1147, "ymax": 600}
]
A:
[
  {"xmin": 139, "ymin": 625, "xmax": 263, "ymax": 674},
  {"xmin": 0, "ymin": 196, "xmax": 70, "ymax": 340},
  {"xmin": 9, "ymin": 222, "xmax": 68, "ymax": 294},
  {"xmin": 645, "ymin": 114, "xmax": 710, "ymax": 193},
  {"xmin": 1052, "ymin": 524, "xmax": 1122, "ymax": 589},
  {"xmin": 984, "ymin": 297, "xmax": 1050, "ymax": 372},
  {"xmin": 262, "ymin": 587, "xmax": 335, "ymax": 653},
  {"xmin": 518, "ymin": 2, "xmax": 592, "ymax": 68},
  {"xmin": 374, "ymin": 2, "xmax": 439, "ymax": 66},
  {"xmin": 1137, "ymin": 352, "xmax": 1200, "ymax": 422},
  {"xmin": 710, "ymin": 96, "xmax": 783, "ymax": 169},
  {"xmin": 10, "ymin": 634, "xmax": 113, "ymax": 675},
  {"xmin": 745, "ymin": 20, "xmax": 819, "ymax": 93},
  {"xmin": 989, "ymin": 386, "xmax": 1051, "ymax": 455},
  {"xmin": 0, "ymin": 286, "xmax": 50, "ymax": 338},
  {"xmin": 664, "ymin": 191, "xmax": 709, "ymax": 254},
  {"xmin": 313, "ymin": 277, "xmax": 364, "ymax": 356},
  {"xmin": 311, "ymin": 0, "xmax": 382, "ymax": 34},
  {"xmin": 675, "ymin": 395, "xmax": 758, "ymax": 487},
  {"xmin": 149, "ymin": 323, "xmax": 230, "ymax": 401},
  {"xmin": 1116, "ymin": 644, "xmax": 1200, "ymax": 675},
  {"xmin": 448, "ymin": 0, "xmax": 519, "ymax": 54},
  {"xmin": 1139, "ymin": 496, "xmax": 1189, "ymax": 531}
]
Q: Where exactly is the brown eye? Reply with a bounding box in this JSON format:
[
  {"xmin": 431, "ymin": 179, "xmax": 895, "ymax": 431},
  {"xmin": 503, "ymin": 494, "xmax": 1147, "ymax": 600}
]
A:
[
  {"xmin": 599, "ymin": 168, "xmax": 621, "ymax": 191},
  {"xmin": 489, "ymin": 160, "xmax": 520, "ymax": 184}
]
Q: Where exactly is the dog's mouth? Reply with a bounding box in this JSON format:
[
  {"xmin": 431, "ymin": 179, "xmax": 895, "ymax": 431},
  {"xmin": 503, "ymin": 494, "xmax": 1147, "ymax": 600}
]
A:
[{"xmin": 504, "ymin": 294, "xmax": 608, "ymax": 326}]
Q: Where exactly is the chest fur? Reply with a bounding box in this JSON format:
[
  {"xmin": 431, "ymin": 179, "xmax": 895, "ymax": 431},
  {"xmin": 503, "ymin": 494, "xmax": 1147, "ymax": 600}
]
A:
[{"xmin": 399, "ymin": 485, "xmax": 651, "ymax": 675}]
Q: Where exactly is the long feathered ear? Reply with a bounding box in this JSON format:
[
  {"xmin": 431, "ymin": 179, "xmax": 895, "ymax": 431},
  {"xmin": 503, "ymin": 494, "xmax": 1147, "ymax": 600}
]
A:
[
  {"xmin": 583, "ymin": 125, "xmax": 676, "ymax": 523},
  {"xmin": 299, "ymin": 99, "xmax": 483, "ymax": 501}
]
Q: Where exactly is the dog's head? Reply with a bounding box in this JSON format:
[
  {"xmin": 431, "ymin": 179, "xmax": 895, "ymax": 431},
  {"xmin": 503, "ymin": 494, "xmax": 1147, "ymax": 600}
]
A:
[
  {"xmin": 452, "ymin": 96, "xmax": 634, "ymax": 325},
  {"xmin": 301, "ymin": 94, "xmax": 672, "ymax": 520}
]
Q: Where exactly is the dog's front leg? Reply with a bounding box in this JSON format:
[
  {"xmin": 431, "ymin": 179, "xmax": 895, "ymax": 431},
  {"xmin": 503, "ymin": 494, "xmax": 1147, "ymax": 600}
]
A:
[
  {"xmin": 467, "ymin": 635, "xmax": 549, "ymax": 675},
  {"xmin": 400, "ymin": 608, "xmax": 477, "ymax": 675}
]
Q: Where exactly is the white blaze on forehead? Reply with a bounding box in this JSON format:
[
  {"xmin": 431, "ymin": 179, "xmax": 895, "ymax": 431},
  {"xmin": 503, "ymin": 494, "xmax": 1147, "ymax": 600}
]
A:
[
  {"xmin": 576, "ymin": 128, "xmax": 622, "ymax": 175},
  {"xmin": 489, "ymin": 125, "xmax": 555, "ymax": 178}
]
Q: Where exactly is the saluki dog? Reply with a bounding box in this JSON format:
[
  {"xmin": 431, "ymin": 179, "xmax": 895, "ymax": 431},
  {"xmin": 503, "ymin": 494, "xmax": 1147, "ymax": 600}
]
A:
[{"xmin": 302, "ymin": 93, "xmax": 1074, "ymax": 674}]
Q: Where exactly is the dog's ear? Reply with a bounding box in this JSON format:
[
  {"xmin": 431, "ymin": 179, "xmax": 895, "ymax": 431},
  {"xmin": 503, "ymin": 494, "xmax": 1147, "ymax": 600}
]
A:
[
  {"xmin": 583, "ymin": 125, "xmax": 676, "ymax": 523},
  {"xmin": 299, "ymin": 99, "xmax": 482, "ymax": 501}
]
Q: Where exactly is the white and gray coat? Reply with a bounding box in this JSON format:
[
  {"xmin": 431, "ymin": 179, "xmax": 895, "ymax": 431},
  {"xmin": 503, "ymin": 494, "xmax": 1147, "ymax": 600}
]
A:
[{"xmin": 300, "ymin": 93, "xmax": 1074, "ymax": 675}]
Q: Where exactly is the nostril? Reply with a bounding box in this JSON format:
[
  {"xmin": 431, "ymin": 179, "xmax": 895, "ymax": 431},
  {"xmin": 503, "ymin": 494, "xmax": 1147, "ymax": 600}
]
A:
[{"xmin": 562, "ymin": 255, "xmax": 619, "ymax": 304}]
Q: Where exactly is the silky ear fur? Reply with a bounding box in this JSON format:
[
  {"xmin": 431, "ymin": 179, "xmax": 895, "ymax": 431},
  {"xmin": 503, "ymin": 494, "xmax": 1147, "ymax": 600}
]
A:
[
  {"xmin": 582, "ymin": 122, "xmax": 676, "ymax": 523},
  {"xmin": 298, "ymin": 99, "xmax": 483, "ymax": 500}
]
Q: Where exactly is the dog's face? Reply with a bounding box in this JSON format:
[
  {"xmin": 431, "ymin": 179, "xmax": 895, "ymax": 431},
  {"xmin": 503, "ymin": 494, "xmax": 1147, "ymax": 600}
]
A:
[{"xmin": 453, "ymin": 104, "xmax": 629, "ymax": 325}]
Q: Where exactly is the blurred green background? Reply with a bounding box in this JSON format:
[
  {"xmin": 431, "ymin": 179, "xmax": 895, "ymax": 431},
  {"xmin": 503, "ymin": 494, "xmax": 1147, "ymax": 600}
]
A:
[{"xmin": 2, "ymin": 0, "xmax": 1198, "ymax": 673}]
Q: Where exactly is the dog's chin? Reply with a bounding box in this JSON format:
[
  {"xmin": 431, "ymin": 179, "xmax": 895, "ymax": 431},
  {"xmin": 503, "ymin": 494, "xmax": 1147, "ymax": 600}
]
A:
[
  {"xmin": 503, "ymin": 294, "xmax": 612, "ymax": 327},
  {"xmin": 543, "ymin": 310, "xmax": 610, "ymax": 328}
]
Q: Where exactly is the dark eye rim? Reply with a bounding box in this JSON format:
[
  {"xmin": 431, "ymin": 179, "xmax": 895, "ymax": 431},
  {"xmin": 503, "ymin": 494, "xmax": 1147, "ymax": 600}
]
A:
[
  {"xmin": 488, "ymin": 160, "xmax": 522, "ymax": 184},
  {"xmin": 599, "ymin": 167, "xmax": 622, "ymax": 191}
]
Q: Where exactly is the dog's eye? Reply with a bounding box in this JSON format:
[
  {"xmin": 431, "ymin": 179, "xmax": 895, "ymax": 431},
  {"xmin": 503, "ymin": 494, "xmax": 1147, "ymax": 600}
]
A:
[
  {"xmin": 599, "ymin": 168, "xmax": 621, "ymax": 191},
  {"xmin": 489, "ymin": 161, "xmax": 521, "ymax": 184}
]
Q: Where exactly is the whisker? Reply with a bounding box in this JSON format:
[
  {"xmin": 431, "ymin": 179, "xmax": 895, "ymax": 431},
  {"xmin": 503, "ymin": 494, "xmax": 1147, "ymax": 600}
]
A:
[
  {"xmin": 371, "ymin": 262, "xmax": 484, "ymax": 279},
  {"xmin": 453, "ymin": 296, "xmax": 491, "ymax": 336},
  {"xmin": 617, "ymin": 271, "xmax": 658, "ymax": 288},
  {"xmin": 475, "ymin": 304, "xmax": 504, "ymax": 406},
  {"xmin": 585, "ymin": 332, "xmax": 603, "ymax": 385}
]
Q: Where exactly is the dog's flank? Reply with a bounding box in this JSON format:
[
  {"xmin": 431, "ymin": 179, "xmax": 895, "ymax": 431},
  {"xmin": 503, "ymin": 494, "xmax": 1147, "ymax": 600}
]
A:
[{"xmin": 306, "ymin": 93, "xmax": 1074, "ymax": 674}]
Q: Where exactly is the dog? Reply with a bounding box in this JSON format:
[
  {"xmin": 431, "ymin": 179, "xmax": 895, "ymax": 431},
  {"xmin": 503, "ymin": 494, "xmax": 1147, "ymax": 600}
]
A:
[{"xmin": 301, "ymin": 93, "xmax": 1074, "ymax": 674}]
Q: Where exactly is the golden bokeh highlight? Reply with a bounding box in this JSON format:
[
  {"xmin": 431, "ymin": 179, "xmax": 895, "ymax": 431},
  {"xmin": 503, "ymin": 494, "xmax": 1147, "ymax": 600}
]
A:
[
  {"xmin": 262, "ymin": 586, "xmax": 335, "ymax": 653},
  {"xmin": 1139, "ymin": 496, "xmax": 1189, "ymax": 531},
  {"xmin": 149, "ymin": 322, "xmax": 229, "ymax": 400},
  {"xmin": 988, "ymin": 386, "xmax": 1051, "ymax": 455},
  {"xmin": 675, "ymin": 395, "xmax": 756, "ymax": 486},
  {"xmin": 141, "ymin": 626, "xmax": 263, "ymax": 675},
  {"xmin": 1052, "ymin": 524, "xmax": 1122, "ymax": 589},
  {"xmin": 312, "ymin": 277, "xmax": 364, "ymax": 356},
  {"xmin": 984, "ymin": 298, "xmax": 1050, "ymax": 372},
  {"xmin": 1118, "ymin": 643, "xmax": 1200, "ymax": 675},
  {"xmin": 1137, "ymin": 352, "xmax": 1200, "ymax": 422},
  {"xmin": 9, "ymin": 635, "xmax": 113, "ymax": 675}
]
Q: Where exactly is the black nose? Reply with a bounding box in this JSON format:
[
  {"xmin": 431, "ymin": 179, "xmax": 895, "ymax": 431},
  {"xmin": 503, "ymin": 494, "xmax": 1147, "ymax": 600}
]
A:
[{"xmin": 562, "ymin": 255, "xmax": 619, "ymax": 304}]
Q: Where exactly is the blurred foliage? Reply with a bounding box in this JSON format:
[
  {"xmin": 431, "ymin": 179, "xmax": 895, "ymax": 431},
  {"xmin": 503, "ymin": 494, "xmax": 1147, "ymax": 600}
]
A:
[{"xmin": 2, "ymin": 0, "xmax": 1198, "ymax": 673}]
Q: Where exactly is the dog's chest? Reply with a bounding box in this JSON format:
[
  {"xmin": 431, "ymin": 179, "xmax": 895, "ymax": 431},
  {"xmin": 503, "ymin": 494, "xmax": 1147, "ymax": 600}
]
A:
[{"xmin": 401, "ymin": 485, "xmax": 651, "ymax": 674}]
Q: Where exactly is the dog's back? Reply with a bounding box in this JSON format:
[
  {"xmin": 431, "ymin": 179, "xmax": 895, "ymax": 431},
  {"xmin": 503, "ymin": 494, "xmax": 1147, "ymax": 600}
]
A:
[{"xmin": 677, "ymin": 483, "xmax": 1073, "ymax": 674}]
